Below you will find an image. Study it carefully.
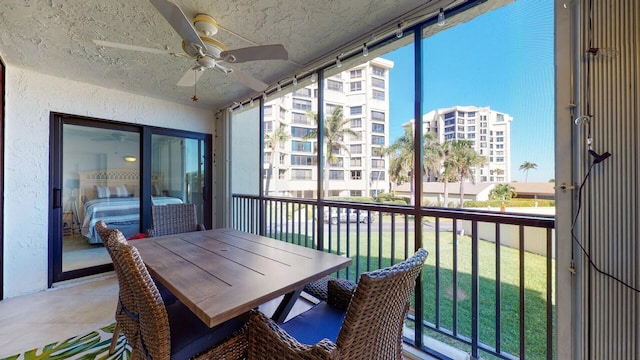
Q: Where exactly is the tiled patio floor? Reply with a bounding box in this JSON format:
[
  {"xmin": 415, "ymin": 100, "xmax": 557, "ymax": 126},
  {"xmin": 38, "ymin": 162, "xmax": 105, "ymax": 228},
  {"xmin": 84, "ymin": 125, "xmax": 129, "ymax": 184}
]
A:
[
  {"xmin": 0, "ymin": 273, "xmax": 437, "ymax": 359},
  {"xmin": 0, "ymin": 273, "xmax": 118, "ymax": 357}
]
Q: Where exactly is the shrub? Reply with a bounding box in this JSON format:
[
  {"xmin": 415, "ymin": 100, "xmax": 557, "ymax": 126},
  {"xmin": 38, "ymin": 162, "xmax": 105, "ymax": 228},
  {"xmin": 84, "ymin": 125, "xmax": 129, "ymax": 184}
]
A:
[
  {"xmin": 463, "ymin": 199, "xmax": 555, "ymax": 208},
  {"xmin": 375, "ymin": 192, "xmax": 409, "ymax": 204},
  {"xmin": 328, "ymin": 196, "xmax": 372, "ymax": 203}
]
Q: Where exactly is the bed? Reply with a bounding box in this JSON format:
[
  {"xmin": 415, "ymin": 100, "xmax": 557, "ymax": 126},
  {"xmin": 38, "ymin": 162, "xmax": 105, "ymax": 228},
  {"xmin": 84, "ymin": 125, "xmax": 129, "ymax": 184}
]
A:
[{"xmin": 77, "ymin": 169, "xmax": 183, "ymax": 244}]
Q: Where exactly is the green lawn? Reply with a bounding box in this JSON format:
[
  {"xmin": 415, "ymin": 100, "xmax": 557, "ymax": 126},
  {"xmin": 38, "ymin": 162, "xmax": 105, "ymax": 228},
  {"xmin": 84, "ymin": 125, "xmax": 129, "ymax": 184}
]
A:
[
  {"xmin": 277, "ymin": 226, "xmax": 556, "ymax": 359},
  {"xmin": 419, "ymin": 232, "xmax": 556, "ymax": 359}
]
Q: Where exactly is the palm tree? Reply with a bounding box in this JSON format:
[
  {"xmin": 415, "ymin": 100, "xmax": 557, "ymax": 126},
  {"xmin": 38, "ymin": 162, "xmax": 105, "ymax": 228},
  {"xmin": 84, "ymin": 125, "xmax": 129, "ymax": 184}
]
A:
[
  {"xmin": 387, "ymin": 149, "xmax": 409, "ymax": 195},
  {"xmin": 421, "ymin": 132, "xmax": 441, "ymax": 181},
  {"xmin": 264, "ymin": 124, "xmax": 290, "ymax": 195},
  {"xmin": 421, "ymin": 112, "xmax": 442, "ymax": 182},
  {"xmin": 386, "ymin": 126, "xmax": 415, "ymax": 203},
  {"xmin": 447, "ymin": 140, "xmax": 487, "ymax": 207},
  {"xmin": 440, "ymin": 157, "xmax": 458, "ymax": 207},
  {"xmin": 491, "ymin": 168, "xmax": 505, "ymax": 179},
  {"xmin": 424, "ymin": 138, "xmax": 456, "ymax": 207},
  {"xmin": 304, "ymin": 107, "xmax": 356, "ymax": 199},
  {"xmin": 489, "ymin": 183, "xmax": 517, "ymax": 201},
  {"xmin": 519, "ymin": 161, "xmax": 538, "ymax": 182}
]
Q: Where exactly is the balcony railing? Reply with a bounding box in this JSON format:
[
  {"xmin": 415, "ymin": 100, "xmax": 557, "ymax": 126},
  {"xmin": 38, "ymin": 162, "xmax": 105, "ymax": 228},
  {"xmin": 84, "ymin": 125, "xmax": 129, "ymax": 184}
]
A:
[{"xmin": 232, "ymin": 194, "xmax": 555, "ymax": 360}]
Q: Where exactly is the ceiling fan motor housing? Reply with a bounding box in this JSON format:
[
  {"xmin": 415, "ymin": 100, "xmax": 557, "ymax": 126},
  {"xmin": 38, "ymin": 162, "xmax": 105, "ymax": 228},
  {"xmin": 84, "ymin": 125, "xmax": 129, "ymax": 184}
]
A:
[
  {"xmin": 193, "ymin": 14, "xmax": 218, "ymax": 36},
  {"xmin": 182, "ymin": 36, "xmax": 227, "ymax": 59}
]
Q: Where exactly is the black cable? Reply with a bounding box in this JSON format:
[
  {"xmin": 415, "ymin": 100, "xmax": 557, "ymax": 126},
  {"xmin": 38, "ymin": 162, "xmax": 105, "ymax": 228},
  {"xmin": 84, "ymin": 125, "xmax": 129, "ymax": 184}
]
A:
[{"xmin": 571, "ymin": 160, "xmax": 640, "ymax": 293}]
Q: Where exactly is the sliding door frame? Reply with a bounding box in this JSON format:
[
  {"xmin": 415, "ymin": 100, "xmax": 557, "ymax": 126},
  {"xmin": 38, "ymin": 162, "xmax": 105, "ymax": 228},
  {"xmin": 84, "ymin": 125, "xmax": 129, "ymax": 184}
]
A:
[
  {"xmin": 49, "ymin": 114, "xmax": 141, "ymax": 283},
  {"xmin": 0, "ymin": 57, "xmax": 5, "ymax": 300},
  {"xmin": 143, "ymin": 126, "xmax": 213, "ymax": 232},
  {"xmin": 48, "ymin": 113, "xmax": 212, "ymax": 285}
]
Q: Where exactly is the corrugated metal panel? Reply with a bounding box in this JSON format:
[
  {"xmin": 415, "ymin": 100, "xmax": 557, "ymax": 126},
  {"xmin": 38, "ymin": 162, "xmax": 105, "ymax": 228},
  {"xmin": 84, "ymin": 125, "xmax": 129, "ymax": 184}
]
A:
[{"xmin": 578, "ymin": 0, "xmax": 640, "ymax": 359}]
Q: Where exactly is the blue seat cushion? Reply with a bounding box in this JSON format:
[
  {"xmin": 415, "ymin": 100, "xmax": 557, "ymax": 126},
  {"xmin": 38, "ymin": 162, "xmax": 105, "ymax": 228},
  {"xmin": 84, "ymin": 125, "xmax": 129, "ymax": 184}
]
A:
[
  {"xmin": 279, "ymin": 302, "xmax": 346, "ymax": 345},
  {"xmin": 167, "ymin": 302, "xmax": 248, "ymax": 360}
]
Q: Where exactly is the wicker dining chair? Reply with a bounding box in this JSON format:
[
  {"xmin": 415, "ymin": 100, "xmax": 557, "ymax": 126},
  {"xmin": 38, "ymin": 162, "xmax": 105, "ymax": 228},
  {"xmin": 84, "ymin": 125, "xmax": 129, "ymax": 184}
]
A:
[
  {"xmin": 97, "ymin": 222, "xmax": 246, "ymax": 360},
  {"xmin": 302, "ymin": 275, "xmax": 356, "ymax": 304},
  {"xmin": 147, "ymin": 203, "xmax": 205, "ymax": 237},
  {"xmin": 96, "ymin": 220, "xmax": 140, "ymax": 356},
  {"xmin": 204, "ymin": 248, "xmax": 429, "ymax": 360}
]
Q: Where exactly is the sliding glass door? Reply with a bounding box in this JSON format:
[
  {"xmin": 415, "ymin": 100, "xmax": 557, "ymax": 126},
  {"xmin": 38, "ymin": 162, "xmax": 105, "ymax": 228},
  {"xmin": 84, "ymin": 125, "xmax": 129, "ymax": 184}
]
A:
[
  {"xmin": 50, "ymin": 114, "xmax": 211, "ymax": 284},
  {"xmin": 151, "ymin": 134, "xmax": 206, "ymax": 224},
  {"xmin": 59, "ymin": 122, "xmax": 141, "ymax": 277}
]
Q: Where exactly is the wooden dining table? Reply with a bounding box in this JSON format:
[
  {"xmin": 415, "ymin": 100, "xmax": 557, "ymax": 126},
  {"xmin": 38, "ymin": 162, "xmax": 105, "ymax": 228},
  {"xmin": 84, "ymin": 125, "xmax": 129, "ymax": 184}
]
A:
[{"xmin": 133, "ymin": 227, "xmax": 352, "ymax": 328}]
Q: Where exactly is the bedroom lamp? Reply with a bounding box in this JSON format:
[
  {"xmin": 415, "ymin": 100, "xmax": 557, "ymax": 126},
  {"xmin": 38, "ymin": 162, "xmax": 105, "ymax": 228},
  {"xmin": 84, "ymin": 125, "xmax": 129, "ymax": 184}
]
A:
[
  {"xmin": 64, "ymin": 178, "xmax": 81, "ymax": 234},
  {"xmin": 64, "ymin": 178, "xmax": 80, "ymax": 190},
  {"xmin": 124, "ymin": 156, "xmax": 137, "ymax": 162}
]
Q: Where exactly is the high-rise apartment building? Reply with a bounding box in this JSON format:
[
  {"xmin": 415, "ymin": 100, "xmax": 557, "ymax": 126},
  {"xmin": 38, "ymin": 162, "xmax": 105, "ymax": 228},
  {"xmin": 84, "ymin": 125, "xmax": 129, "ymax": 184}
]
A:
[
  {"xmin": 263, "ymin": 58, "xmax": 394, "ymax": 198},
  {"xmin": 416, "ymin": 105, "xmax": 513, "ymax": 183}
]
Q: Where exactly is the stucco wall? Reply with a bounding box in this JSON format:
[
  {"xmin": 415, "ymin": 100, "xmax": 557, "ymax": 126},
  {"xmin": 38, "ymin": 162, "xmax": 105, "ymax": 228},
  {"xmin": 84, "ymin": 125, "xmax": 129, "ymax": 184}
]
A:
[
  {"xmin": 3, "ymin": 67, "xmax": 215, "ymax": 298},
  {"xmin": 459, "ymin": 221, "xmax": 556, "ymax": 258}
]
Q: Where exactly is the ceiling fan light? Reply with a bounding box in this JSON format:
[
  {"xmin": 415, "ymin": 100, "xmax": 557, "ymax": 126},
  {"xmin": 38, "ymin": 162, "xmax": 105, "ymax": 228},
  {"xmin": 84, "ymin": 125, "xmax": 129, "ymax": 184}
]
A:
[{"xmin": 193, "ymin": 14, "xmax": 218, "ymax": 36}]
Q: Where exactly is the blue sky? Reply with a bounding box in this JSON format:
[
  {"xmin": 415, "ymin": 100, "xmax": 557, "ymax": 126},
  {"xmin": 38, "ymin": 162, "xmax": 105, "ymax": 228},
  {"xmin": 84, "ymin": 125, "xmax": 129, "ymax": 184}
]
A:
[{"xmin": 384, "ymin": 0, "xmax": 554, "ymax": 183}]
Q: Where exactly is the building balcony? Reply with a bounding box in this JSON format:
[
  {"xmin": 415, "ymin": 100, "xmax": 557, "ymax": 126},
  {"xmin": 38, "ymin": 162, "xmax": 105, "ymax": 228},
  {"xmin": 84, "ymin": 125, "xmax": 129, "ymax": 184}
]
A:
[{"xmin": 0, "ymin": 194, "xmax": 554, "ymax": 359}]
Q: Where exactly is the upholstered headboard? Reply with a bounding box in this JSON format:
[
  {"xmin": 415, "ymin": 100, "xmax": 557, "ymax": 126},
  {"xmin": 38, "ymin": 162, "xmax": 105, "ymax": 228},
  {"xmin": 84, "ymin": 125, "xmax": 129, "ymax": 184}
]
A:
[{"xmin": 76, "ymin": 168, "xmax": 163, "ymax": 217}]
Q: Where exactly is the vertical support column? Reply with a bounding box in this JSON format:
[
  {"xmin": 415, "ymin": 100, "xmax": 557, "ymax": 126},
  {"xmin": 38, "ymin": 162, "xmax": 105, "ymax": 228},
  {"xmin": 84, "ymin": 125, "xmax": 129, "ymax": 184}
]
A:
[
  {"xmin": 259, "ymin": 96, "xmax": 266, "ymax": 236},
  {"xmin": 471, "ymin": 220, "xmax": 479, "ymax": 359},
  {"xmin": 413, "ymin": 30, "xmax": 424, "ymax": 348},
  {"xmin": 317, "ymin": 70, "xmax": 326, "ymax": 251}
]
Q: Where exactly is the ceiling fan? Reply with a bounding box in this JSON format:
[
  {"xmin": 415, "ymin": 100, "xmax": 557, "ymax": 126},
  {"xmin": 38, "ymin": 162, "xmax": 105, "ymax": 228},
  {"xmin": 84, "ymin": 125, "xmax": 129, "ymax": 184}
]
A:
[{"xmin": 93, "ymin": 0, "xmax": 288, "ymax": 92}]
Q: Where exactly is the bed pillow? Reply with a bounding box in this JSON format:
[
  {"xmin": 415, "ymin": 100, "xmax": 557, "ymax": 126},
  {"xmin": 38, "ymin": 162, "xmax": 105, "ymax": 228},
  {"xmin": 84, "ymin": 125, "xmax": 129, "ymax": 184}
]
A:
[
  {"xmin": 95, "ymin": 185, "xmax": 111, "ymax": 199},
  {"xmin": 110, "ymin": 185, "xmax": 129, "ymax": 198}
]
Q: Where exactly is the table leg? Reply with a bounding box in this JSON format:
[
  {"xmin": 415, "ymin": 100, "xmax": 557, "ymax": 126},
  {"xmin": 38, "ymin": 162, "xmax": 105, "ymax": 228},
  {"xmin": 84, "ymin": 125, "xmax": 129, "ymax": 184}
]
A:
[{"xmin": 271, "ymin": 289, "xmax": 303, "ymax": 323}]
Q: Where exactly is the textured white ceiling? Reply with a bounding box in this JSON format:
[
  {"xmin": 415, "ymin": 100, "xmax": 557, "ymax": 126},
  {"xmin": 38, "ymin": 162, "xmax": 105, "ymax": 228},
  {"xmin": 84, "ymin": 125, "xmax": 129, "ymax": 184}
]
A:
[{"xmin": 0, "ymin": 0, "xmax": 471, "ymax": 109}]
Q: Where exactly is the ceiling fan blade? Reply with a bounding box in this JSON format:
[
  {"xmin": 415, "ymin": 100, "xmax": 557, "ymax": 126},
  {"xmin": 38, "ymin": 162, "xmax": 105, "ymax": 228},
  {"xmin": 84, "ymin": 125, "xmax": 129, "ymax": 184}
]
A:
[
  {"xmin": 94, "ymin": 40, "xmax": 171, "ymax": 55},
  {"xmin": 228, "ymin": 68, "xmax": 268, "ymax": 92},
  {"xmin": 150, "ymin": 0, "xmax": 205, "ymax": 50},
  {"xmin": 220, "ymin": 44, "xmax": 288, "ymax": 63},
  {"xmin": 176, "ymin": 68, "xmax": 205, "ymax": 87}
]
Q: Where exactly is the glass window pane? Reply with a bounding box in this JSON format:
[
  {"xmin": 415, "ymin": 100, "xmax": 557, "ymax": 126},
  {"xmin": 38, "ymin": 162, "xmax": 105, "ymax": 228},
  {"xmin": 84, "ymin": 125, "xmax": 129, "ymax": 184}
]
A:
[
  {"xmin": 232, "ymin": 106, "xmax": 260, "ymax": 196},
  {"xmin": 419, "ymin": 3, "xmax": 555, "ymax": 356},
  {"xmin": 62, "ymin": 125, "xmax": 140, "ymax": 272},
  {"xmin": 264, "ymin": 75, "xmax": 318, "ymax": 199},
  {"xmin": 382, "ymin": 36, "xmax": 416, "ymax": 203},
  {"xmin": 320, "ymin": 36, "xmax": 412, "ymax": 201},
  {"xmin": 151, "ymin": 134, "xmax": 206, "ymax": 223}
]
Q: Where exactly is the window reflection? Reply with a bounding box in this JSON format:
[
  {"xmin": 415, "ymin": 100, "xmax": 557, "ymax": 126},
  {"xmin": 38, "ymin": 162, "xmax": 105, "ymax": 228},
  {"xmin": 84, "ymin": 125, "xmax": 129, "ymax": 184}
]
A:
[
  {"xmin": 62, "ymin": 125, "xmax": 140, "ymax": 272},
  {"xmin": 151, "ymin": 135, "xmax": 206, "ymax": 224}
]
